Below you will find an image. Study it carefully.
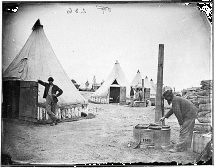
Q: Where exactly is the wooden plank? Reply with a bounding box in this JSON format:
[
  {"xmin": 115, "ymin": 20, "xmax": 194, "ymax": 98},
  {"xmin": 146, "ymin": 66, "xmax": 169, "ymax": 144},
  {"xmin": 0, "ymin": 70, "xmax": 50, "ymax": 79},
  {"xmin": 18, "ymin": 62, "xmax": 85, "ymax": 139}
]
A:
[
  {"xmin": 20, "ymin": 81, "xmax": 38, "ymax": 88},
  {"xmin": 19, "ymin": 81, "xmax": 38, "ymax": 122},
  {"xmin": 2, "ymin": 81, "xmax": 20, "ymax": 119},
  {"xmin": 120, "ymin": 87, "xmax": 126, "ymax": 105}
]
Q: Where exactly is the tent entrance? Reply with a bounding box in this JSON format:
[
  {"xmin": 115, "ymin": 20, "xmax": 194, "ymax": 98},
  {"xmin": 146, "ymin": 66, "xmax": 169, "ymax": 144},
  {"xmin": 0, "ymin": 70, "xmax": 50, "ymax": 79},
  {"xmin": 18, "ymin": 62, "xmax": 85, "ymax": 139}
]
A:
[
  {"xmin": 2, "ymin": 80, "xmax": 38, "ymax": 122},
  {"xmin": 109, "ymin": 87, "xmax": 120, "ymax": 103},
  {"xmin": 2, "ymin": 80, "xmax": 20, "ymax": 119}
]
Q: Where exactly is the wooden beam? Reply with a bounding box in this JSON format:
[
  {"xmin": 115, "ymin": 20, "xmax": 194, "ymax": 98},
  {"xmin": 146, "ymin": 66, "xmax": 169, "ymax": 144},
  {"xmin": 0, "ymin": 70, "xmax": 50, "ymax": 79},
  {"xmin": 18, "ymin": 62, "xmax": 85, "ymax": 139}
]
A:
[{"xmin": 155, "ymin": 44, "xmax": 164, "ymax": 124}]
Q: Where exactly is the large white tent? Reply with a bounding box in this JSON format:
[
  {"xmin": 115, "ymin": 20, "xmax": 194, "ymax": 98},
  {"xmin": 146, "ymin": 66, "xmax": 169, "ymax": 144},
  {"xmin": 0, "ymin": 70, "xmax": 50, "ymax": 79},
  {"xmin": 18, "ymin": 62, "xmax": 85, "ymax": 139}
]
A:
[
  {"xmin": 91, "ymin": 60, "xmax": 130, "ymax": 104},
  {"xmin": 3, "ymin": 19, "xmax": 87, "ymax": 108}
]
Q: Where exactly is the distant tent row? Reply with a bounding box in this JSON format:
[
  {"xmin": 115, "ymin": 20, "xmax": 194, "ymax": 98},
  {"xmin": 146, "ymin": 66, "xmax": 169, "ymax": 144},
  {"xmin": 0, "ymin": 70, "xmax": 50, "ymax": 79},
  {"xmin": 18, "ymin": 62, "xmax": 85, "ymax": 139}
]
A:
[
  {"xmin": 131, "ymin": 70, "xmax": 156, "ymax": 97},
  {"xmin": 3, "ymin": 19, "xmax": 88, "ymax": 122},
  {"xmin": 91, "ymin": 61, "xmax": 156, "ymax": 104}
]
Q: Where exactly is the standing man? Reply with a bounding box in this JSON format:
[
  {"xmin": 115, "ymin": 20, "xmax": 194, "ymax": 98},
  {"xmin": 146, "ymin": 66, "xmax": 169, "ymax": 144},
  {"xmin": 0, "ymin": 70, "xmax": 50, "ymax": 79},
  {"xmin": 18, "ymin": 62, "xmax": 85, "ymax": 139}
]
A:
[
  {"xmin": 38, "ymin": 77, "xmax": 63, "ymax": 126},
  {"xmin": 130, "ymin": 86, "xmax": 134, "ymax": 107},
  {"xmin": 139, "ymin": 88, "xmax": 143, "ymax": 101},
  {"xmin": 160, "ymin": 90, "xmax": 197, "ymax": 152}
]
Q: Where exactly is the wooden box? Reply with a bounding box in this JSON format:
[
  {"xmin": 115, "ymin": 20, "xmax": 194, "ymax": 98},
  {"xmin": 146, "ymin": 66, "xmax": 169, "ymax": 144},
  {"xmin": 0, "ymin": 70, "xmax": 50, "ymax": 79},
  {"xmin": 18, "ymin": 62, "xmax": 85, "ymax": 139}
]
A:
[{"xmin": 192, "ymin": 131, "xmax": 212, "ymax": 153}]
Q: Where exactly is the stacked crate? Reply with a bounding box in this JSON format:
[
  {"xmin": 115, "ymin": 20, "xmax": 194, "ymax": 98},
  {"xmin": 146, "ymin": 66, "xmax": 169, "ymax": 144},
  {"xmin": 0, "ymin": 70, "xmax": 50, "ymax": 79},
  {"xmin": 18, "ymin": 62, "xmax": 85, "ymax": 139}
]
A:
[{"xmin": 185, "ymin": 80, "xmax": 212, "ymax": 156}]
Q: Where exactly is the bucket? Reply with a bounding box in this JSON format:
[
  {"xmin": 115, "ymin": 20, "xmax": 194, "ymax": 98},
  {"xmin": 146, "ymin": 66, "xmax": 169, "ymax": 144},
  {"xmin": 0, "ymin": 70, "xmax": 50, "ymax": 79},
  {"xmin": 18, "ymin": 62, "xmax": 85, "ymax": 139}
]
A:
[
  {"xmin": 139, "ymin": 129, "xmax": 154, "ymax": 148},
  {"xmin": 161, "ymin": 127, "xmax": 171, "ymax": 146},
  {"xmin": 133, "ymin": 125, "xmax": 154, "ymax": 148},
  {"xmin": 133, "ymin": 124, "xmax": 149, "ymax": 140},
  {"xmin": 149, "ymin": 126, "xmax": 162, "ymax": 147},
  {"xmin": 193, "ymin": 131, "xmax": 212, "ymax": 153},
  {"xmin": 148, "ymin": 125, "xmax": 171, "ymax": 147}
]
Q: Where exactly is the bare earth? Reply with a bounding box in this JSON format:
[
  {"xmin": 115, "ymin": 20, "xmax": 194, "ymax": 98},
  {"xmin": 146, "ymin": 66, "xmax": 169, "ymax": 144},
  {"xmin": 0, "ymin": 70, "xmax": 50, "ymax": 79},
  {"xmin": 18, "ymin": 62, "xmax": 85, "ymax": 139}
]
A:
[{"xmin": 2, "ymin": 92, "xmax": 200, "ymax": 165}]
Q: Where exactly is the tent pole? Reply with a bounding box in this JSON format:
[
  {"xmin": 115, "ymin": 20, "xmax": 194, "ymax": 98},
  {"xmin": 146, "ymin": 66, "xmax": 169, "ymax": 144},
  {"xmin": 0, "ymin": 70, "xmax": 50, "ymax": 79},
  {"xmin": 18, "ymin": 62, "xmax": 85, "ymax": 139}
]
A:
[{"xmin": 155, "ymin": 44, "xmax": 164, "ymax": 124}]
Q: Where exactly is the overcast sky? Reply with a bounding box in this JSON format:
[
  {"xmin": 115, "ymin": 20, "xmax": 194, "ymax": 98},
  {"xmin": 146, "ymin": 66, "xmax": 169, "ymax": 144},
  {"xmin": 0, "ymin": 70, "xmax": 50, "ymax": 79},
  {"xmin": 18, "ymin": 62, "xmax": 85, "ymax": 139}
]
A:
[{"xmin": 2, "ymin": 2, "xmax": 212, "ymax": 92}]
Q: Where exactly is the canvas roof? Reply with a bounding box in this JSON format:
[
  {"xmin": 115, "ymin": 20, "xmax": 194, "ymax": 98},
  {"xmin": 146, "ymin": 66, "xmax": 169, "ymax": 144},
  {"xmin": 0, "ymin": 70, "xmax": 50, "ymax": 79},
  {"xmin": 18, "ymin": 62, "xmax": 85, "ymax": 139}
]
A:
[
  {"xmin": 92, "ymin": 60, "xmax": 130, "ymax": 97},
  {"xmin": 145, "ymin": 76, "xmax": 156, "ymax": 95},
  {"xmin": 131, "ymin": 70, "xmax": 142, "ymax": 88},
  {"xmin": 3, "ymin": 19, "xmax": 87, "ymax": 107},
  {"xmin": 150, "ymin": 79, "xmax": 157, "ymax": 91}
]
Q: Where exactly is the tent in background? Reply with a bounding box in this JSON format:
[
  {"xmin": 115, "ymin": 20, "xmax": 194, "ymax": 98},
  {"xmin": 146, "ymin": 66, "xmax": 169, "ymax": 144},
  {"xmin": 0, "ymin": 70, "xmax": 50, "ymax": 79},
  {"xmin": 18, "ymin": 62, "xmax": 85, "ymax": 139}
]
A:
[
  {"xmin": 91, "ymin": 60, "xmax": 130, "ymax": 104},
  {"xmin": 150, "ymin": 79, "xmax": 156, "ymax": 91},
  {"xmin": 144, "ymin": 76, "xmax": 156, "ymax": 105},
  {"xmin": 131, "ymin": 72, "xmax": 156, "ymax": 105},
  {"xmin": 131, "ymin": 70, "xmax": 142, "ymax": 88},
  {"xmin": 3, "ymin": 19, "xmax": 88, "ymax": 122}
]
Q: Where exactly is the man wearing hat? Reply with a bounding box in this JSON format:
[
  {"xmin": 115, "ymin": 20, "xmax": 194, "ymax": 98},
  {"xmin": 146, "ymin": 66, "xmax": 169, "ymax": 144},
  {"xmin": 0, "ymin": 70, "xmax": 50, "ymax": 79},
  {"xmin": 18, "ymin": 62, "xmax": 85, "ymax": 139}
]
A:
[
  {"xmin": 160, "ymin": 90, "xmax": 197, "ymax": 152},
  {"xmin": 38, "ymin": 77, "xmax": 63, "ymax": 126}
]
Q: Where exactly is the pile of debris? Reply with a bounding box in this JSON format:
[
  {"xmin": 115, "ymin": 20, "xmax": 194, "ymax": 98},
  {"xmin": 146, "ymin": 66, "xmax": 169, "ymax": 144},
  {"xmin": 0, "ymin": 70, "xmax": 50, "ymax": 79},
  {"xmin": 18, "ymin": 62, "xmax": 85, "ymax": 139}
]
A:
[
  {"xmin": 183, "ymin": 80, "xmax": 212, "ymax": 162},
  {"xmin": 183, "ymin": 80, "xmax": 212, "ymax": 133}
]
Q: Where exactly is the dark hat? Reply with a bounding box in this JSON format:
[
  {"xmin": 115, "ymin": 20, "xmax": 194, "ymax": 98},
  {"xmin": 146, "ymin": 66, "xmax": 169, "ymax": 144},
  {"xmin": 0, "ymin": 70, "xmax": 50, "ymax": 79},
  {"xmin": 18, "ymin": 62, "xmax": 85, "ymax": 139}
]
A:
[
  {"xmin": 163, "ymin": 90, "xmax": 173, "ymax": 98},
  {"xmin": 48, "ymin": 77, "xmax": 54, "ymax": 81}
]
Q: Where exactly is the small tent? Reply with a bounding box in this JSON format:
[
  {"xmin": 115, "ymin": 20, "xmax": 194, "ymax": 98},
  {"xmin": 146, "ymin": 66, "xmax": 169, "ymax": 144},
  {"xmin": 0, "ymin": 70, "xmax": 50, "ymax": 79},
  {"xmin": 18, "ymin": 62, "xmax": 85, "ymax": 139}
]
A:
[
  {"xmin": 150, "ymin": 79, "xmax": 156, "ymax": 91},
  {"xmin": 3, "ymin": 19, "xmax": 88, "ymax": 121},
  {"xmin": 91, "ymin": 60, "xmax": 130, "ymax": 104},
  {"xmin": 144, "ymin": 76, "xmax": 156, "ymax": 105},
  {"xmin": 131, "ymin": 70, "xmax": 142, "ymax": 88},
  {"xmin": 144, "ymin": 76, "xmax": 156, "ymax": 97}
]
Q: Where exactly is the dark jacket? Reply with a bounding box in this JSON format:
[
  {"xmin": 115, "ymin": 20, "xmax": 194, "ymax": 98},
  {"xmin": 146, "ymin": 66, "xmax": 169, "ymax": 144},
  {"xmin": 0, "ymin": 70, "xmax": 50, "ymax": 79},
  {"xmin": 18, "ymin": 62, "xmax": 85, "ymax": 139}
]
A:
[
  {"xmin": 38, "ymin": 80, "xmax": 63, "ymax": 103},
  {"xmin": 130, "ymin": 88, "xmax": 134, "ymax": 96}
]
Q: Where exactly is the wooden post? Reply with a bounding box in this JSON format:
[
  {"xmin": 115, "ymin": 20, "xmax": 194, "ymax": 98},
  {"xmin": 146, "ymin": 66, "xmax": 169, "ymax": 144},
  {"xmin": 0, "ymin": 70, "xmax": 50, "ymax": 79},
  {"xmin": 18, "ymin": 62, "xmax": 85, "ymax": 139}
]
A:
[{"xmin": 155, "ymin": 44, "xmax": 164, "ymax": 124}]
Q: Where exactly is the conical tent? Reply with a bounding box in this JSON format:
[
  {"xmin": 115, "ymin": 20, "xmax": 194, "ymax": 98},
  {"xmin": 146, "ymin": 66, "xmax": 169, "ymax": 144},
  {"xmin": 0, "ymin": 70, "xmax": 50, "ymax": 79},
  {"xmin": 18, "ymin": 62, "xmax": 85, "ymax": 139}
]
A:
[
  {"xmin": 145, "ymin": 76, "xmax": 156, "ymax": 98},
  {"xmin": 91, "ymin": 60, "xmax": 130, "ymax": 103},
  {"xmin": 144, "ymin": 76, "xmax": 151, "ymax": 88},
  {"xmin": 3, "ymin": 19, "xmax": 87, "ymax": 107},
  {"xmin": 131, "ymin": 70, "xmax": 142, "ymax": 88},
  {"xmin": 150, "ymin": 79, "xmax": 156, "ymax": 91}
]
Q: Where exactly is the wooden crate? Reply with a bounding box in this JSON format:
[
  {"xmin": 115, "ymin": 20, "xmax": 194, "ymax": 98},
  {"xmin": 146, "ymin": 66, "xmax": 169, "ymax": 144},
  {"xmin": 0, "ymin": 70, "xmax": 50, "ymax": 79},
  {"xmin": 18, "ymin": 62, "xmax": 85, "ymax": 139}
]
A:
[
  {"xmin": 193, "ymin": 131, "xmax": 212, "ymax": 153},
  {"xmin": 134, "ymin": 101, "xmax": 146, "ymax": 107}
]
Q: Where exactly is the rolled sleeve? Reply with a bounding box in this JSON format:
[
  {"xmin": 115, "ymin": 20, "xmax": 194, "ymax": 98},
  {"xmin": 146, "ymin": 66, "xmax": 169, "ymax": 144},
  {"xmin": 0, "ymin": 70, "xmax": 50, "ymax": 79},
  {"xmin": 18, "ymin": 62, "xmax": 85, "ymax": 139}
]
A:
[{"xmin": 165, "ymin": 109, "xmax": 174, "ymax": 118}]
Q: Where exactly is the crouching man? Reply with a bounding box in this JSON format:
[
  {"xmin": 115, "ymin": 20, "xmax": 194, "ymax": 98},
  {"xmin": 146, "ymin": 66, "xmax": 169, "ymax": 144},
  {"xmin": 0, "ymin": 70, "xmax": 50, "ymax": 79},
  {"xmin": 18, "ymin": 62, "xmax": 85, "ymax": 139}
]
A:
[
  {"xmin": 160, "ymin": 90, "xmax": 197, "ymax": 152},
  {"xmin": 38, "ymin": 77, "xmax": 63, "ymax": 126}
]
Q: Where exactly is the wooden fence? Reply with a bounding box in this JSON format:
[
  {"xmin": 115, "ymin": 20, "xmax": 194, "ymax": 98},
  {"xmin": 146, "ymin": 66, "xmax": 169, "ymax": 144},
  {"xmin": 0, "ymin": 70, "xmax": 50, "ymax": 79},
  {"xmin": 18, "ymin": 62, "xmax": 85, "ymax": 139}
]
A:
[
  {"xmin": 37, "ymin": 105, "xmax": 88, "ymax": 121},
  {"xmin": 91, "ymin": 96, "xmax": 109, "ymax": 104}
]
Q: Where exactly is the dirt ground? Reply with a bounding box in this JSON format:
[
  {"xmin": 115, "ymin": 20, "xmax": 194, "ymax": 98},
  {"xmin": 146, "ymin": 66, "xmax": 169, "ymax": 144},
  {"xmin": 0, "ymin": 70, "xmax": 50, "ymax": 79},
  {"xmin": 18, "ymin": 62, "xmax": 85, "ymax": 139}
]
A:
[{"xmin": 2, "ymin": 92, "xmax": 202, "ymax": 165}]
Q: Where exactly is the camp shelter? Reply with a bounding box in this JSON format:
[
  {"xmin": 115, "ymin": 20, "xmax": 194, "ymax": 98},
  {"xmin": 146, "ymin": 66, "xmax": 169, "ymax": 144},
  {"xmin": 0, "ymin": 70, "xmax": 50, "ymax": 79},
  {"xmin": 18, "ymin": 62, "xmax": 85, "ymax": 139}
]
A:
[
  {"xmin": 150, "ymin": 79, "xmax": 156, "ymax": 91},
  {"xmin": 149, "ymin": 79, "xmax": 156, "ymax": 105},
  {"xmin": 130, "ymin": 71, "xmax": 156, "ymax": 104},
  {"xmin": 91, "ymin": 60, "xmax": 130, "ymax": 104},
  {"xmin": 3, "ymin": 19, "xmax": 88, "ymax": 122},
  {"xmin": 143, "ymin": 76, "xmax": 156, "ymax": 105},
  {"xmin": 131, "ymin": 70, "xmax": 142, "ymax": 88}
]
